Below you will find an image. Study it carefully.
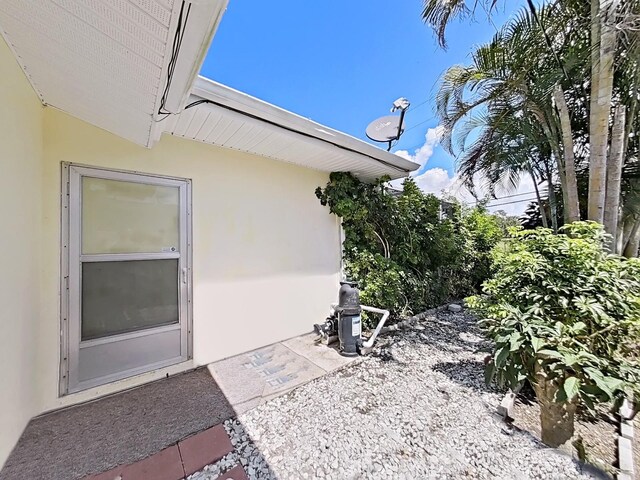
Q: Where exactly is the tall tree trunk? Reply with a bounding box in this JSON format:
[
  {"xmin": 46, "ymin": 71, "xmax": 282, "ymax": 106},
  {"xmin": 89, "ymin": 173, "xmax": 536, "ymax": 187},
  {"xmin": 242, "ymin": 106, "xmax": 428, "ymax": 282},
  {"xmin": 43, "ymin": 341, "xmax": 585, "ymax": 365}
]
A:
[
  {"xmin": 544, "ymin": 159, "xmax": 559, "ymax": 233},
  {"xmin": 529, "ymin": 166, "xmax": 549, "ymax": 228},
  {"xmin": 624, "ymin": 219, "xmax": 640, "ymax": 258},
  {"xmin": 604, "ymin": 105, "xmax": 626, "ymax": 250},
  {"xmin": 588, "ymin": 0, "xmax": 619, "ymax": 223},
  {"xmin": 548, "ymin": 121, "xmax": 571, "ymax": 225},
  {"xmin": 616, "ymin": 213, "xmax": 628, "ymax": 253},
  {"xmin": 553, "ymin": 85, "xmax": 581, "ymax": 223},
  {"xmin": 619, "ymin": 216, "xmax": 637, "ymax": 253},
  {"xmin": 588, "ymin": 0, "xmax": 602, "ymax": 220},
  {"xmin": 623, "ymin": 62, "xmax": 639, "ymax": 158},
  {"xmin": 530, "ymin": 105, "xmax": 566, "ymax": 228}
]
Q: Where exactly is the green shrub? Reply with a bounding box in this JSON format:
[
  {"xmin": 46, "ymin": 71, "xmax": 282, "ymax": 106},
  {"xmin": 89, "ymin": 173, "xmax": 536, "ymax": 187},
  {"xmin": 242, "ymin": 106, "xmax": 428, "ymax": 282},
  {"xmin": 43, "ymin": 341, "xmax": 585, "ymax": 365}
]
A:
[
  {"xmin": 315, "ymin": 172, "xmax": 506, "ymax": 317},
  {"xmin": 467, "ymin": 222, "xmax": 640, "ymax": 446}
]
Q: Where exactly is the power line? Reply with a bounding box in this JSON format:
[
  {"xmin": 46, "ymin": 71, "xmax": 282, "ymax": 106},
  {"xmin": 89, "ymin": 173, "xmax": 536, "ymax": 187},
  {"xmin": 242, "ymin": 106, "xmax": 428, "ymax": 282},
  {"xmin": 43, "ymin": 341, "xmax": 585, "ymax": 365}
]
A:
[
  {"xmin": 407, "ymin": 99, "xmax": 430, "ymax": 113},
  {"xmin": 485, "ymin": 190, "xmax": 545, "ymax": 200},
  {"xmin": 403, "ymin": 116, "xmax": 437, "ymax": 133},
  {"xmin": 485, "ymin": 197, "xmax": 539, "ymax": 208},
  {"xmin": 462, "ymin": 190, "xmax": 546, "ymax": 204}
]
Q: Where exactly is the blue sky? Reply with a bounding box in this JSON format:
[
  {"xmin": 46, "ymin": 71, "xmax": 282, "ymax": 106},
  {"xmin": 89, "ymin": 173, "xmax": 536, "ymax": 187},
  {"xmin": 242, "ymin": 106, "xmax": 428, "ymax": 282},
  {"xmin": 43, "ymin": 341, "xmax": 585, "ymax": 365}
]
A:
[{"xmin": 200, "ymin": 1, "xmax": 530, "ymax": 210}]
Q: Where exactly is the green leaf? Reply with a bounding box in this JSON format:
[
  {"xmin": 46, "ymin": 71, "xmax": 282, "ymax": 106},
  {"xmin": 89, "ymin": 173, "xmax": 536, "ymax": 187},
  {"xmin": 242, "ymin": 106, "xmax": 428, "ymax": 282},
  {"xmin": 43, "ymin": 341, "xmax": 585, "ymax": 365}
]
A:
[
  {"xmin": 602, "ymin": 376, "xmax": 624, "ymax": 394},
  {"xmin": 509, "ymin": 332, "xmax": 523, "ymax": 352},
  {"xmin": 563, "ymin": 377, "xmax": 580, "ymax": 400},
  {"xmin": 495, "ymin": 347, "xmax": 510, "ymax": 367},
  {"xmin": 536, "ymin": 349, "xmax": 564, "ymax": 360},
  {"xmin": 571, "ymin": 322, "xmax": 587, "ymax": 333},
  {"xmin": 530, "ymin": 336, "xmax": 544, "ymax": 353},
  {"xmin": 584, "ymin": 368, "xmax": 623, "ymax": 399}
]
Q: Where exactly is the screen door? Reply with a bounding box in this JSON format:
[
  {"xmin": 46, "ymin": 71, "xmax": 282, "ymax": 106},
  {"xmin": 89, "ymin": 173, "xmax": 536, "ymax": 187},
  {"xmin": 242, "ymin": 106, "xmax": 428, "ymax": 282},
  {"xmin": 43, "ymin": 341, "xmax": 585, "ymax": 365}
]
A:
[{"xmin": 62, "ymin": 164, "xmax": 192, "ymax": 394}]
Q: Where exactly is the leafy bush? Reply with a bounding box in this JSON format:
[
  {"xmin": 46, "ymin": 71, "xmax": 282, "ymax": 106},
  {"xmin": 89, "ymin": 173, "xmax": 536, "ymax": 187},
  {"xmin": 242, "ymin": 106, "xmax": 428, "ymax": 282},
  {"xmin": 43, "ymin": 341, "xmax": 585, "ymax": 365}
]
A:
[
  {"xmin": 458, "ymin": 205, "xmax": 507, "ymax": 293},
  {"xmin": 467, "ymin": 222, "xmax": 640, "ymax": 446},
  {"xmin": 315, "ymin": 172, "xmax": 506, "ymax": 317}
]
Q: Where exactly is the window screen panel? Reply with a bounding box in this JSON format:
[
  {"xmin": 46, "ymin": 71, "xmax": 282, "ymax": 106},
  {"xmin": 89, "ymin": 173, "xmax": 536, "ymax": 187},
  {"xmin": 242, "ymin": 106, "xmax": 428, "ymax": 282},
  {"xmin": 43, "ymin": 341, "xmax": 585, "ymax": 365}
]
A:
[{"xmin": 81, "ymin": 259, "xmax": 179, "ymax": 340}]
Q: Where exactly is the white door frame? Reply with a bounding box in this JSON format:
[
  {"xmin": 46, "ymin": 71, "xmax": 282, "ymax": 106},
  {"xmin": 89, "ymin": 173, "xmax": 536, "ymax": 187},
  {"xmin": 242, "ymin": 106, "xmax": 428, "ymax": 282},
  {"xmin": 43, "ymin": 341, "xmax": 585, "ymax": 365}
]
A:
[{"xmin": 60, "ymin": 163, "xmax": 193, "ymax": 395}]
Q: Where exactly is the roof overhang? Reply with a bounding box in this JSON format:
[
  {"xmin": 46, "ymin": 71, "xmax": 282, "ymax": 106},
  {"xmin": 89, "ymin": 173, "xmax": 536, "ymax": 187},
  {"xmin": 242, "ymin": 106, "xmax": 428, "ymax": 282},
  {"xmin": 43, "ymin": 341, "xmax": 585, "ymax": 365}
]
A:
[
  {"xmin": 0, "ymin": 1, "xmax": 417, "ymax": 180},
  {"xmin": 161, "ymin": 77, "xmax": 419, "ymax": 180},
  {"xmin": 0, "ymin": 0, "xmax": 227, "ymax": 147}
]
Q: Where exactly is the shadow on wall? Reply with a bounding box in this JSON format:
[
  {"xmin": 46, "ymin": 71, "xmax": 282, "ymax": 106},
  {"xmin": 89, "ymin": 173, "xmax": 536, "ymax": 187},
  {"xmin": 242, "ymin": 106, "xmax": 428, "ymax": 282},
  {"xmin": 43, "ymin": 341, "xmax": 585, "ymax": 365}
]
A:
[{"xmin": 0, "ymin": 368, "xmax": 276, "ymax": 480}]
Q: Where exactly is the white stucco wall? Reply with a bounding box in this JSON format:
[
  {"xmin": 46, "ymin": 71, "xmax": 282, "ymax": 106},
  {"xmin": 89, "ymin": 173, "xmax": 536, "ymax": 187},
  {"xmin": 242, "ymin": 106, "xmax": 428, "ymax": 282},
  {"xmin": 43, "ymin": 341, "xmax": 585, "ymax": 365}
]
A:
[
  {"xmin": 38, "ymin": 109, "xmax": 342, "ymax": 412},
  {"xmin": 0, "ymin": 37, "xmax": 43, "ymax": 466}
]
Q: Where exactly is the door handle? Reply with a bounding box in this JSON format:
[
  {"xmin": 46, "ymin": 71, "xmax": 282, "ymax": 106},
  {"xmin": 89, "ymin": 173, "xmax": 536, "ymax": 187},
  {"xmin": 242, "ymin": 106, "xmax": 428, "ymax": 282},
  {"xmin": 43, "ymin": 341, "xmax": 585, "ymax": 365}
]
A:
[{"xmin": 182, "ymin": 268, "xmax": 187, "ymax": 284}]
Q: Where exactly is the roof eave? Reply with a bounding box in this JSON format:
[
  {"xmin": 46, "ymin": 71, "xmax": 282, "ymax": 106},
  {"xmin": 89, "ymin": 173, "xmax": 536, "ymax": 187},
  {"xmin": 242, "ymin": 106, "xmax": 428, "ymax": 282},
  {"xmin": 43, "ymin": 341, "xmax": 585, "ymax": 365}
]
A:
[
  {"xmin": 148, "ymin": 0, "xmax": 229, "ymax": 147},
  {"xmin": 189, "ymin": 76, "xmax": 419, "ymax": 177}
]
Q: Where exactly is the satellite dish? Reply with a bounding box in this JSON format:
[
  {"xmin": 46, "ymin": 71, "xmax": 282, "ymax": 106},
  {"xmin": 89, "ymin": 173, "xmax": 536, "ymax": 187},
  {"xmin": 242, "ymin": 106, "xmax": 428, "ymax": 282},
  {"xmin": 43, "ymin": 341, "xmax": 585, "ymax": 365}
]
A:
[
  {"xmin": 365, "ymin": 97, "xmax": 410, "ymax": 151},
  {"xmin": 366, "ymin": 115, "xmax": 404, "ymax": 143}
]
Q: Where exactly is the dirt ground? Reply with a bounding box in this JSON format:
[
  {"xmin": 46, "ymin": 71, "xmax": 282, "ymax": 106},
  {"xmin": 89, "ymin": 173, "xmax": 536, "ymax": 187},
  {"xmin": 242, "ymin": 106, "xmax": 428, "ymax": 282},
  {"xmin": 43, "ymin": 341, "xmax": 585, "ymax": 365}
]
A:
[{"xmin": 511, "ymin": 396, "xmax": 618, "ymax": 477}]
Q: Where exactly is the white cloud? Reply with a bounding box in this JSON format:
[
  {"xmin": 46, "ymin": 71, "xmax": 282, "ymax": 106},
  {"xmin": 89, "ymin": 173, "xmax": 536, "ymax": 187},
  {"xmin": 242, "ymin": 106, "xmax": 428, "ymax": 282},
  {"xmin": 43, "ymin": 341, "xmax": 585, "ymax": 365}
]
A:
[
  {"xmin": 413, "ymin": 168, "xmax": 453, "ymax": 195},
  {"xmin": 390, "ymin": 126, "xmax": 445, "ymax": 190},
  {"xmin": 394, "ymin": 126, "xmax": 444, "ymax": 172},
  {"xmin": 392, "ymin": 127, "xmax": 543, "ymax": 216}
]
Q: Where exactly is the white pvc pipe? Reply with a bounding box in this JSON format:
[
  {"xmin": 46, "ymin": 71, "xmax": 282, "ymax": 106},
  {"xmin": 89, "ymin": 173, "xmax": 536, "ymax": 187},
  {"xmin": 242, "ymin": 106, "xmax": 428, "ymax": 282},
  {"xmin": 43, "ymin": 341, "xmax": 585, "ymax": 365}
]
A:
[{"xmin": 360, "ymin": 305, "xmax": 390, "ymax": 348}]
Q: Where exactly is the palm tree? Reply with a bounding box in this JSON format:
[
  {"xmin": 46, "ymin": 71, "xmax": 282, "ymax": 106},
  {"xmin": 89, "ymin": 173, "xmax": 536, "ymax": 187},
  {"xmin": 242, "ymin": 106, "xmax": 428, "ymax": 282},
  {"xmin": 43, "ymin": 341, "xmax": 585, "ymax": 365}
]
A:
[
  {"xmin": 423, "ymin": 0, "xmax": 635, "ymax": 237},
  {"xmin": 435, "ymin": 6, "xmax": 582, "ymax": 231},
  {"xmin": 448, "ymin": 104, "xmax": 556, "ymax": 229}
]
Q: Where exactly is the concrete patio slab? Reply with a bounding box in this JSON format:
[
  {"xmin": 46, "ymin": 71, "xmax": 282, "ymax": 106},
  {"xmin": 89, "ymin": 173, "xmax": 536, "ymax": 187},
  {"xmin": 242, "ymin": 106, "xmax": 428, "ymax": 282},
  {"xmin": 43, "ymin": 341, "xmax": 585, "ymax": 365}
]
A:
[
  {"xmin": 282, "ymin": 332, "xmax": 355, "ymax": 372},
  {"xmin": 232, "ymin": 397, "xmax": 262, "ymax": 414},
  {"xmin": 208, "ymin": 333, "xmax": 357, "ymax": 415},
  {"xmin": 208, "ymin": 342, "xmax": 324, "ymax": 414}
]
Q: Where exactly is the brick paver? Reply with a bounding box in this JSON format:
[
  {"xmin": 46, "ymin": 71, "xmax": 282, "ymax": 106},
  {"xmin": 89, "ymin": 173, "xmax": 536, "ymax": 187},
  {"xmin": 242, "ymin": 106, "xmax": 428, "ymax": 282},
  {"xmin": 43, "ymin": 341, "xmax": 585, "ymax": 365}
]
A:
[
  {"xmin": 84, "ymin": 424, "xmax": 235, "ymax": 480},
  {"xmin": 178, "ymin": 424, "xmax": 234, "ymax": 476}
]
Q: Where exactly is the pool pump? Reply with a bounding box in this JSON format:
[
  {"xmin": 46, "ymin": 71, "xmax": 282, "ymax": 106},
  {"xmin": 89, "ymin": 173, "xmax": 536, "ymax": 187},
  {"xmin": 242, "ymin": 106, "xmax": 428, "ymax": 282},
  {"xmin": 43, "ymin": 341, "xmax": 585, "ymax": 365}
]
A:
[{"xmin": 314, "ymin": 281, "xmax": 390, "ymax": 356}]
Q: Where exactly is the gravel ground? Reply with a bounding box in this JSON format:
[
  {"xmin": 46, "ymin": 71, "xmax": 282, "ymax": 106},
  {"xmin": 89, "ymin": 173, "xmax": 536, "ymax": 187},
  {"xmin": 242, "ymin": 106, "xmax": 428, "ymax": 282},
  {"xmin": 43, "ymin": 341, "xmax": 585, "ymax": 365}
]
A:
[{"xmin": 191, "ymin": 309, "xmax": 605, "ymax": 480}]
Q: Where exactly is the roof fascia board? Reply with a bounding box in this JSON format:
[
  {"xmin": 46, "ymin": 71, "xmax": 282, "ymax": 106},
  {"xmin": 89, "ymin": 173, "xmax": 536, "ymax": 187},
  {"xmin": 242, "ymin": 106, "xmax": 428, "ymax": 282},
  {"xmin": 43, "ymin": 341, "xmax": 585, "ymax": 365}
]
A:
[
  {"xmin": 191, "ymin": 76, "xmax": 419, "ymax": 174},
  {"xmin": 148, "ymin": 0, "xmax": 228, "ymax": 147},
  {"xmin": 0, "ymin": 25, "xmax": 45, "ymax": 105},
  {"xmin": 182, "ymin": 100, "xmax": 397, "ymax": 179}
]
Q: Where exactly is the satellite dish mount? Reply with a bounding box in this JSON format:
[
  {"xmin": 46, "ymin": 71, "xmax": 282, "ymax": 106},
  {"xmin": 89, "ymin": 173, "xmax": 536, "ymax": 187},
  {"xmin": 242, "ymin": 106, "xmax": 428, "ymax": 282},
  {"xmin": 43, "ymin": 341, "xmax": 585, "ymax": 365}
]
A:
[{"xmin": 365, "ymin": 97, "xmax": 410, "ymax": 151}]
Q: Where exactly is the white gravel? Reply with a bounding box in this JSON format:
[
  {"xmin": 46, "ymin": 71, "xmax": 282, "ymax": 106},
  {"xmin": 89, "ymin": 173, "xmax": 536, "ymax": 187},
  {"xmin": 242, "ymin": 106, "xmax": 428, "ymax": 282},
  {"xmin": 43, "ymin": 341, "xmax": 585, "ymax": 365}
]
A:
[{"xmin": 190, "ymin": 309, "xmax": 603, "ymax": 480}]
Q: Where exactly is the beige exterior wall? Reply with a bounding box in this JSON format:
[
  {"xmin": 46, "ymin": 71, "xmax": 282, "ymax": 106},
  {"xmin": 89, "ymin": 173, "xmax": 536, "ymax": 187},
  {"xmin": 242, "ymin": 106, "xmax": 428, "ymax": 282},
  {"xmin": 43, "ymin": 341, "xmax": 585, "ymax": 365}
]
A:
[
  {"xmin": 1, "ymin": 37, "xmax": 341, "ymax": 466},
  {"xmin": 0, "ymin": 37, "xmax": 44, "ymax": 465},
  {"xmin": 39, "ymin": 109, "xmax": 341, "ymax": 409}
]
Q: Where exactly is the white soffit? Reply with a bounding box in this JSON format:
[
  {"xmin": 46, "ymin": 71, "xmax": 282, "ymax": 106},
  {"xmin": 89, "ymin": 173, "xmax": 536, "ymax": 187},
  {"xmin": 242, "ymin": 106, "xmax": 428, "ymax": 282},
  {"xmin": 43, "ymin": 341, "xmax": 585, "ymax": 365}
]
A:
[
  {"xmin": 163, "ymin": 77, "xmax": 419, "ymax": 180},
  {"xmin": 0, "ymin": 0, "xmax": 227, "ymax": 147}
]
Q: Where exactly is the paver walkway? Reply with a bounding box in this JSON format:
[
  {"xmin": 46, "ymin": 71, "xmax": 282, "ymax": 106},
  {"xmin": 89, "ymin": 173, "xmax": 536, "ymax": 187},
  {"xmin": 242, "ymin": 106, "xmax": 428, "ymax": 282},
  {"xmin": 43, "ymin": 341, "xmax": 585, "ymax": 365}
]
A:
[{"xmin": 87, "ymin": 424, "xmax": 245, "ymax": 480}]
